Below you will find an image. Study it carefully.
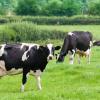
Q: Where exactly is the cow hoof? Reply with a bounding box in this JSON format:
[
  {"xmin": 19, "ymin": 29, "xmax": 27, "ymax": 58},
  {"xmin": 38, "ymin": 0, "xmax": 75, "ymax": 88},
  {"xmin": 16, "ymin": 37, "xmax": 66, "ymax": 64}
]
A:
[
  {"xmin": 38, "ymin": 87, "xmax": 42, "ymax": 91},
  {"xmin": 20, "ymin": 89, "xmax": 24, "ymax": 92},
  {"xmin": 20, "ymin": 85, "xmax": 24, "ymax": 92},
  {"xmin": 69, "ymin": 63, "xmax": 74, "ymax": 65}
]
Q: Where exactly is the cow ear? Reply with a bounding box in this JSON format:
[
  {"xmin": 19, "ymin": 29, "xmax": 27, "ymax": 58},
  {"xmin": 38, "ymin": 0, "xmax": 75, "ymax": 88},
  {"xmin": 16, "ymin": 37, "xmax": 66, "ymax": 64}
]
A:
[{"xmin": 55, "ymin": 46, "xmax": 61, "ymax": 50}]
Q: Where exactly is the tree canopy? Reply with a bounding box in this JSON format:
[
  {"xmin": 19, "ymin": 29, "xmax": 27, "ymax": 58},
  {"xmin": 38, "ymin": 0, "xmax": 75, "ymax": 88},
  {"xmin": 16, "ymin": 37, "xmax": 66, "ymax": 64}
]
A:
[{"xmin": 0, "ymin": 0, "xmax": 100, "ymax": 16}]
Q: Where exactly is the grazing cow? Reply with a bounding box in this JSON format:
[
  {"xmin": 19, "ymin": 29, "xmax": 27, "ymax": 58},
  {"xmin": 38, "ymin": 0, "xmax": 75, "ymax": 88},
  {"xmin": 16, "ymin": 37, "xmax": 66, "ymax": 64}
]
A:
[
  {"xmin": 57, "ymin": 31, "xmax": 93, "ymax": 64},
  {"xmin": 93, "ymin": 40, "xmax": 100, "ymax": 46},
  {"xmin": 0, "ymin": 43, "xmax": 60, "ymax": 92}
]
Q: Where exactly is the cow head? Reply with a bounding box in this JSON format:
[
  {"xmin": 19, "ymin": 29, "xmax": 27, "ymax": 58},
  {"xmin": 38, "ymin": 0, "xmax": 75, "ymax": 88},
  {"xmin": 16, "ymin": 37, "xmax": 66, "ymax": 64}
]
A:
[
  {"xmin": 46, "ymin": 44, "xmax": 61, "ymax": 61},
  {"xmin": 57, "ymin": 53, "xmax": 65, "ymax": 62},
  {"xmin": 37, "ymin": 44, "xmax": 60, "ymax": 61}
]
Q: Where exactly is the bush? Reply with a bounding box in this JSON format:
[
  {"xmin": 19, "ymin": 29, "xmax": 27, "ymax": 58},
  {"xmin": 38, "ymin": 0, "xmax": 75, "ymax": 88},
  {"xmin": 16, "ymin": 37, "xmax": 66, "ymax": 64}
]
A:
[
  {"xmin": 21, "ymin": 16, "xmax": 100, "ymax": 25},
  {"xmin": 0, "ymin": 18, "xmax": 9, "ymax": 23},
  {"xmin": 0, "ymin": 15, "xmax": 100, "ymax": 25},
  {"xmin": 0, "ymin": 22, "xmax": 66, "ymax": 42}
]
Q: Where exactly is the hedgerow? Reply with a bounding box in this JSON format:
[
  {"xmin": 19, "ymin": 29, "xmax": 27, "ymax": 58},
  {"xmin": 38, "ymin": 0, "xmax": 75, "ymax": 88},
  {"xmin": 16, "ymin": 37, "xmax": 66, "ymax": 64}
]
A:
[
  {"xmin": 0, "ymin": 22, "xmax": 66, "ymax": 42},
  {"xmin": 0, "ymin": 15, "xmax": 100, "ymax": 25}
]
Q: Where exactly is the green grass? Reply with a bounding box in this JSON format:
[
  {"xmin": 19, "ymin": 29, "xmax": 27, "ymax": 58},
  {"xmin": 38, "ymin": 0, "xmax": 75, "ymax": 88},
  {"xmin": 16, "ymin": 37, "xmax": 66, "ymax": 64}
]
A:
[{"xmin": 0, "ymin": 46, "xmax": 100, "ymax": 100}]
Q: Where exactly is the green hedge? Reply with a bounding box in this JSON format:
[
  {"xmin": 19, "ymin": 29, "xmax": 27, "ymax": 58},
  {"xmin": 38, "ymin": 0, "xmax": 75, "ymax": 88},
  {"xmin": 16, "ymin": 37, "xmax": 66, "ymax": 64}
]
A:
[
  {"xmin": 1, "ymin": 15, "xmax": 100, "ymax": 25},
  {"xmin": 0, "ymin": 22, "xmax": 66, "ymax": 42},
  {"xmin": 22, "ymin": 16, "xmax": 100, "ymax": 25}
]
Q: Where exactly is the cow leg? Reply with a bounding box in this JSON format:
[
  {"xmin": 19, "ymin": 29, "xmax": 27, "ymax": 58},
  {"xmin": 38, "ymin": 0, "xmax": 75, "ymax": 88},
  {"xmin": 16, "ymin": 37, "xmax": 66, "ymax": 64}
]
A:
[
  {"xmin": 21, "ymin": 69, "xmax": 29, "ymax": 92},
  {"xmin": 86, "ymin": 49, "xmax": 91, "ymax": 64},
  {"xmin": 33, "ymin": 70, "xmax": 42, "ymax": 90},
  {"xmin": 87, "ymin": 54, "xmax": 91, "ymax": 64},
  {"xmin": 35, "ymin": 75, "xmax": 41, "ymax": 90},
  {"xmin": 0, "ymin": 61, "xmax": 7, "ymax": 77},
  {"xmin": 0, "ymin": 67, "xmax": 6, "ymax": 77},
  {"xmin": 69, "ymin": 50, "xmax": 75, "ymax": 64},
  {"xmin": 78, "ymin": 55, "xmax": 81, "ymax": 64},
  {"xmin": 30, "ymin": 70, "xmax": 42, "ymax": 90}
]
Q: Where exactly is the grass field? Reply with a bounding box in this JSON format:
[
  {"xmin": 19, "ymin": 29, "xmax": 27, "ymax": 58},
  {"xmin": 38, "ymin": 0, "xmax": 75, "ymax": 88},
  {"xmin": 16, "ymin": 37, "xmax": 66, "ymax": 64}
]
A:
[
  {"xmin": 0, "ymin": 47, "xmax": 100, "ymax": 100},
  {"xmin": 0, "ymin": 25, "xmax": 100, "ymax": 100}
]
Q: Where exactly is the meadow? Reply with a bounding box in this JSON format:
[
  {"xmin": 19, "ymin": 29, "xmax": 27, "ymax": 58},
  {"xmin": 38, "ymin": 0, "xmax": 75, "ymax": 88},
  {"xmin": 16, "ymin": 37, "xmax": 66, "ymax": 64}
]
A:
[{"xmin": 0, "ymin": 25, "xmax": 100, "ymax": 100}]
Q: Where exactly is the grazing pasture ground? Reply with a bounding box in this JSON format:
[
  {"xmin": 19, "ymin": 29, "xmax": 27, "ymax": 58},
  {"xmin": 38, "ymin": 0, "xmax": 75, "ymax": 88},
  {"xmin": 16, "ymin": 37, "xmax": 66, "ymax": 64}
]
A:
[
  {"xmin": 0, "ymin": 25, "xmax": 100, "ymax": 100},
  {"xmin": 0, "ymin": 47, "xmax": 100, "ymax": 100}
]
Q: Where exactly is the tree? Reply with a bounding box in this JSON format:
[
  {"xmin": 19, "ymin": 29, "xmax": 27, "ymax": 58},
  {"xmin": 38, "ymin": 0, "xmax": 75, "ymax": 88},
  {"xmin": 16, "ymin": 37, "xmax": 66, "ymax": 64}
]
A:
[
  {"xmin": 89, "ymin": 2, "xmax": 100, "ymax": 15},
  {"xmin": 42, "ymin": 0, "xmax": 62, "ymax": 16},
  {"xmin": 15, "ymin": 0, "xmax": 41, "ymax": 15},
  {"xmin": 81, "ymin": 0, "xmax": 88, "ymax": 15},
  {"xmin": 60, "ymin": 0, "xmax": 80, "ymax": 16},
  {"xmin": 0, "ymin": 0, "xmax": 16, "ymax": 15}
]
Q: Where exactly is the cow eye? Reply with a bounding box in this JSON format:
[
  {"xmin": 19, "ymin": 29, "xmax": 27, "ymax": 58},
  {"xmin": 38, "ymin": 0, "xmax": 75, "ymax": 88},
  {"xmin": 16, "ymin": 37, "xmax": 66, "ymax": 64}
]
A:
[{"xmin": 52, "ymin": 47, "xmax": 55, "ymax": 51}]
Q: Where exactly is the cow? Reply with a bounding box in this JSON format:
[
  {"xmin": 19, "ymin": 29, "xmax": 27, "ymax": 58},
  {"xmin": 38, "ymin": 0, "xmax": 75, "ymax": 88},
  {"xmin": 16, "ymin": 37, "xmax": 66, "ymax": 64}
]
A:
[
  {"xmin": 0, "ymin": 43, "xmax": 60, "ymax": 92},
  {"xmin": 93, "ymin": 40, "xmax": 100, "ymax": 46},
  {"xmin": 57, "ymin": 31, "xmax": 93, "ymax": 64}
]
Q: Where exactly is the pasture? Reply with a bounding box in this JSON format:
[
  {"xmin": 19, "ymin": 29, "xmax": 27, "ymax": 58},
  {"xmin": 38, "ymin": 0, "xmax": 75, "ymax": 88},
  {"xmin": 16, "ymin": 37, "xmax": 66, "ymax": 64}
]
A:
[{"xmin": 0, "ymin": 25, "xmax": 100, "ymax": 100}]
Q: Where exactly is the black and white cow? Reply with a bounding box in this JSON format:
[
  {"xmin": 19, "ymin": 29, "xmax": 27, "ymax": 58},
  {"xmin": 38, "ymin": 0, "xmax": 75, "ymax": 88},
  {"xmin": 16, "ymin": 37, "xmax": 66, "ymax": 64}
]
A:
[
  {"xmin": 0, "ymin": 43, "xmax": 60, "ymax": 92},
  {"xmin": 93, "ymin": 40, "xmax": 100, "ymax": 46},
  {"xmin": 57, "ymin": 31, "xmax": 93, "ymax": 64}
]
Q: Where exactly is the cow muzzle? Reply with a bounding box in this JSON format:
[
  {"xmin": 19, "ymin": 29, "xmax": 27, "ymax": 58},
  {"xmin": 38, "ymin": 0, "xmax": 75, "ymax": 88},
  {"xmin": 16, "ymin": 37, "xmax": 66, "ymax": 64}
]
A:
[
  {"xmin": 47, "ymin": 55, "xmax": 53, "ymax": 60},
  {"xmin": 57, "ymin": 56, "xmax": 64, "ymax": 63}
]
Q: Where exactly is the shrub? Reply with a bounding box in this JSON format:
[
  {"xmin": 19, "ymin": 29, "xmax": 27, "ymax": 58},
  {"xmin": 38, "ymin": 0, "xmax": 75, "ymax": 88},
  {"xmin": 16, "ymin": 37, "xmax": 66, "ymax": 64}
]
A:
[
  {"xmin": 0, "ymin": 22, "xmax": 66, "ymax": 42},
  {"xmin": 21, "ymin": 16, "xmax": 100, "ymax": 25},
  {"xmin": 0, "ymin": 15, "xmax": 100, "ymax": 25}
]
